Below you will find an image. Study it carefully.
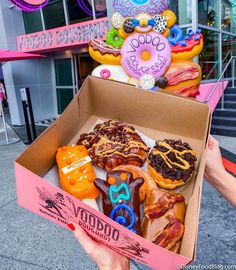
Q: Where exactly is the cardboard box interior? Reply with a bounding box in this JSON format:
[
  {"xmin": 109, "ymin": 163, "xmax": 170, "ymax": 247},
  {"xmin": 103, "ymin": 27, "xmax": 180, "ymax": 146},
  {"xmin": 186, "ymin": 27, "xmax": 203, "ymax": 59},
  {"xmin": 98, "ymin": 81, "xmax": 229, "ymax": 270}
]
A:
[{"xmin": 16, "ymin": 76, "xmax": 211, "ymax": 263}]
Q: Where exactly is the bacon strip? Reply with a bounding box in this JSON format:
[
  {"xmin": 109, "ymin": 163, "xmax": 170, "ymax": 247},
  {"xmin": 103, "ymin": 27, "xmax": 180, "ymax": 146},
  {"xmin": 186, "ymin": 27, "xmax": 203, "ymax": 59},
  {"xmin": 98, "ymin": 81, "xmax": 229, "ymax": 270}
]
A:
[
  {"xmin": 154, "ymin": 216, "xmax": 185, "ymax": 250},
  {"xmin": 145, "ymin": 192, "xmax": 185, "ymax": 219},
  {"xmin": 166, "ymin": 67, "xmax": 199, "ymax": 86}
]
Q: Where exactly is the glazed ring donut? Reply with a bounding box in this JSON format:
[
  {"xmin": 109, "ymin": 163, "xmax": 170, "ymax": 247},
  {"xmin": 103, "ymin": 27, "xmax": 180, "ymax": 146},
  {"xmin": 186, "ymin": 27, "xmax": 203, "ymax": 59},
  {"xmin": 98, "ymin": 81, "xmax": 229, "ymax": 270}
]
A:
[
  {"xmin": 168, "ymin": 25, "xmax": 184, "ymax": 45},
  {"xmin": 135, "ymin": 13, "xmax": 152, "ymax": 33},
  {"xmin": 162, "ymin": 10, "xmax": 177, "ymax": 28},
  {"xmin": 100, "ymin": 69, "xmax": 111, "ymax": 79},
  {"xmin": 106, "ymin": 28, "xmax": 124, "ymax": 48}
]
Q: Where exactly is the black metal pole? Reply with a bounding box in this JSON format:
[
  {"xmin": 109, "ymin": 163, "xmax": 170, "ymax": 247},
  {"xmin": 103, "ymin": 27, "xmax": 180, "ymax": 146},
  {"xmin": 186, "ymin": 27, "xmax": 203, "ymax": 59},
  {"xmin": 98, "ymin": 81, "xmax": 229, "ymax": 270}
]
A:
[
  {"xmin": 22, "ymin": 100, "xmax": 32, "ymax": 144},
  {"xmin": 25, "ymin": 88, "xmax": 37, "ymax": 140}
]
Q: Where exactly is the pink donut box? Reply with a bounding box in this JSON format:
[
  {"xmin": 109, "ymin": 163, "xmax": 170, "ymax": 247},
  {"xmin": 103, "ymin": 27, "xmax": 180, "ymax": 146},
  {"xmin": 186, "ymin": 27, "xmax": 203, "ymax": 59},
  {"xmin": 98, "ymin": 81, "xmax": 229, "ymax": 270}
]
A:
[{"xmin": 15, "ymin": 77, "xmax": 211, "ymax": 270}]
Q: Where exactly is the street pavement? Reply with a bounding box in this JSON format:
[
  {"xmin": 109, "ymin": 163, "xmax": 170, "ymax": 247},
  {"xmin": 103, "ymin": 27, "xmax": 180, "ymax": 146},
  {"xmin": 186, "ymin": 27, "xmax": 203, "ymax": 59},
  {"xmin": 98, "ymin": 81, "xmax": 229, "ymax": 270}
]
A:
[{"xmin": 0, "ymin": 118, "xmax": 235, "ymax": 270}]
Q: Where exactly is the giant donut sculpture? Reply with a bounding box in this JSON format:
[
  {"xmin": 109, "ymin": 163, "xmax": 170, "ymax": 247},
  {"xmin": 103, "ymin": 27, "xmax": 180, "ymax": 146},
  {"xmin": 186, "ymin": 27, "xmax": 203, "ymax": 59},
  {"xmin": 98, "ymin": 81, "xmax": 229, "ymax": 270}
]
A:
[
  {"xmin": 113, "ymin": 0, "xmax": 169, "ymax": 17},
  {"xmin": 121, "ymin": 32, "xmax": 171, "ymax": 79}
]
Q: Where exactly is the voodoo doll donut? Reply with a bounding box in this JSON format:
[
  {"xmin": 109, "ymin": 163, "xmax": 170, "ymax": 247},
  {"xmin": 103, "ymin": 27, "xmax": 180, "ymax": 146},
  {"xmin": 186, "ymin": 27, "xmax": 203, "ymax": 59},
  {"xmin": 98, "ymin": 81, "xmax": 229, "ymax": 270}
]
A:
[
  {"xmin": 148, "ymin": 139, "xmax": 197, "ymax": 190},
  {"xmin": 94, "ymin": 170, "xmax": 144, "ymax": 235}
]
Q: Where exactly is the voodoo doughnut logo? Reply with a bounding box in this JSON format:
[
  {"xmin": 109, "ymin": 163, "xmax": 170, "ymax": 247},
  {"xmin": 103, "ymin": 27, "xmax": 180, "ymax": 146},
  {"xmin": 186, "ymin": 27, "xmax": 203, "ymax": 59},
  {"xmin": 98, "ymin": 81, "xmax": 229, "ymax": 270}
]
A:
[
  {"xmin": 36, "ymin": 187, "xmax": 75, "ymax": 221},
  {"xmin": 10, "ymin": 0, "xmax": 48, "ymax": 11},
  {"xmin": 36, "ymin": 186, "xmax": 150, "ymax": 260}
]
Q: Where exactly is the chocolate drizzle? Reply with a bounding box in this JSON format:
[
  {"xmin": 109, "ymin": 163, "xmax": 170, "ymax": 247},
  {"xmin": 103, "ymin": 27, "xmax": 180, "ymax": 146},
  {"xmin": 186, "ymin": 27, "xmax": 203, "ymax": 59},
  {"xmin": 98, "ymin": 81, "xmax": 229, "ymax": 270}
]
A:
[
  {"xmin": 77, "ymin": 120, "xmax": 149, "ymax": 171},
  {"xmin": 89, "ymin": 39, "xmax": 121, "ymax": 57},
  {"xmin": 148, "ymin": 139, "xmax": 197, "ymax": 182}
]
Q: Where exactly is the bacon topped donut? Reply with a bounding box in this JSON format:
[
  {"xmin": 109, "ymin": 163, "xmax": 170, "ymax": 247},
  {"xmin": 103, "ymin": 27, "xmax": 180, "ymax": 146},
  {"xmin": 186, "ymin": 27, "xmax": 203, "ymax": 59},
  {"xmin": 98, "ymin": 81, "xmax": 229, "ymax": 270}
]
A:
[
  {"xmin": 77, "ymin": 120, "xmax": 149, "ymax": 171},
  {"xmin": 142, "ymin": 189, "xmax": 186, "ymax": 252}
]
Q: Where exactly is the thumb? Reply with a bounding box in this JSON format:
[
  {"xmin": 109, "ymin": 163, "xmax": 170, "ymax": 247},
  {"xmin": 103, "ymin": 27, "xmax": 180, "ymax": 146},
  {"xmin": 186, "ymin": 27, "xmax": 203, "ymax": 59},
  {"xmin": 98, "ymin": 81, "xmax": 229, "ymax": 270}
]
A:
[{"xmin": 67, "ymin": 222, "xmax": 97, "ymax": 255}]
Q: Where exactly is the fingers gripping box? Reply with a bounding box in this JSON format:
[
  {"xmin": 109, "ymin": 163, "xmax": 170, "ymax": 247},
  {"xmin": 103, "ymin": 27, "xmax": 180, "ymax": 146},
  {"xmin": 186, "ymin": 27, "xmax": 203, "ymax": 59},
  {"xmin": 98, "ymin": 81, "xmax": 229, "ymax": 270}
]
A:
[{"xmin": 15, "ymin": 77, "xmax": 211, "ymax": 270}]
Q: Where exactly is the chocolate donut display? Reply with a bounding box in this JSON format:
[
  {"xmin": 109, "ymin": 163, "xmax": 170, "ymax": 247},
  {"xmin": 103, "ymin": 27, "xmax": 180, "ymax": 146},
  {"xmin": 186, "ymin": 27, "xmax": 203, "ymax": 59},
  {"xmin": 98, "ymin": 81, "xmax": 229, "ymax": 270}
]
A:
[
  {"xmin": 77, "ymin": 120, "xmax": 149, "ymax": 171},
  {"xmin": 94, "ymin": 170, "xmax": 144, "ymax": 235},
  {"xmin": 148, "ymin": 139, "xmax": 197, "ymax": 190},
  {"xmin": 142, "ymin": 189, "xmax": 186, "ymax": 252}
]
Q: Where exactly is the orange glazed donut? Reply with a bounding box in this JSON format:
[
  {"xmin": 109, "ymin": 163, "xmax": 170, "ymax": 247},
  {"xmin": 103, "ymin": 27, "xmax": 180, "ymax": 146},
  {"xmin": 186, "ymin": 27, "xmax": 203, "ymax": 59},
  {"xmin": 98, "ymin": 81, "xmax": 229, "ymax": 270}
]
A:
[{"xmin": 56, "ymin": 145, "xmax": 99, "ymax": 200}]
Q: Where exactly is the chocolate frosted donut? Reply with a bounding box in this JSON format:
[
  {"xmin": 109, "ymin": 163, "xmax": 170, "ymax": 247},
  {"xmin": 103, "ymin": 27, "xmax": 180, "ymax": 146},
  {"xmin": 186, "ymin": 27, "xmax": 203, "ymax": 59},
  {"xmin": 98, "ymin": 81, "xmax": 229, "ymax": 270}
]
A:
[
  {"xmin": 77, "ymin": 120, "xmax": 149, "ymax": 171},
  {"xmin": 148, "ymin": 139, "xmax": 197, "ymax": 190},
  {"xmin": 94, "ymin": 170, "xmax": 144, "ymax": 235}
]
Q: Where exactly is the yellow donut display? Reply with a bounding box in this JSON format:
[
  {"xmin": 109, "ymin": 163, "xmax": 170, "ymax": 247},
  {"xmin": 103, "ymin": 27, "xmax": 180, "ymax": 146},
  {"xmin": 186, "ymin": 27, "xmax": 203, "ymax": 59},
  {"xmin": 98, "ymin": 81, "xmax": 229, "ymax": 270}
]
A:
[
  {"xmin": 163, "ymin": 9, "xmax": 177, "ymax": 28},
  {"xmin": 89, "ymin": 39, "xmax": 121, "ymax": 65}
]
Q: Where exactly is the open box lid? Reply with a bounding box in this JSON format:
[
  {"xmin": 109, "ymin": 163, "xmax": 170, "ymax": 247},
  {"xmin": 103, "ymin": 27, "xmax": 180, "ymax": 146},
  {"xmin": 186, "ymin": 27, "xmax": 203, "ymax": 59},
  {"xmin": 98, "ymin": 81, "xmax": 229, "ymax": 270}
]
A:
[{"xmin": 15, "ymin": 76, "xmax": 211, "ymax": 269}]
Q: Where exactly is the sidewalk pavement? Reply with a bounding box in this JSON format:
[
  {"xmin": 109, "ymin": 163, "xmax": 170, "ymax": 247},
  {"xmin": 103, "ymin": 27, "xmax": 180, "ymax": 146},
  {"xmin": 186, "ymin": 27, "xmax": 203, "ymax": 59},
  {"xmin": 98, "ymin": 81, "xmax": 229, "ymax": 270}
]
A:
[{"xmin": 0, "ymin": 118, "xmax": 235, "ymax": 270}]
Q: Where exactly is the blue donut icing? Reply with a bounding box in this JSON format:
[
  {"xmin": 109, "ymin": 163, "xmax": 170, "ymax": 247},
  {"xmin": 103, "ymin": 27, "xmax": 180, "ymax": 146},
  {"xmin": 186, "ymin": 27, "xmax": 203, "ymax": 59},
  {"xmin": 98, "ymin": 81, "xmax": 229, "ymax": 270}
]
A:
[
  {"xmin": 110, "ymin": 204, "xmax": 137, "ymax": 233},
  {"xmin": 168, "ymin": 25, "xmax": 184, "ymax": 46}
]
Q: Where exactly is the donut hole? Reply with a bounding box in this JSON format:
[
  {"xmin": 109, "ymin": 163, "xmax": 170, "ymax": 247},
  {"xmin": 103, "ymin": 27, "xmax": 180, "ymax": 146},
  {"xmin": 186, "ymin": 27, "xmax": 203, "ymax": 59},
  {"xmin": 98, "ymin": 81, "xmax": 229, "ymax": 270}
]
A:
[
  {"xmin": 141, "ymin": 50, "xmax": 151, "ymax": 61},
  {"xmin": 114, "ymin": 35, "xmax": 119, "ymax": 41}
]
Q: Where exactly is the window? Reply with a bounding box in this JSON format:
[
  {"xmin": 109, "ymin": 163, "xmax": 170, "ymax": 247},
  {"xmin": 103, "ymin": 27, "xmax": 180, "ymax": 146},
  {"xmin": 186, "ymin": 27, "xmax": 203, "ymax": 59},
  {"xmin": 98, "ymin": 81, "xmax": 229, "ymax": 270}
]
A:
[
  {"xmin": 23, "ymin": 10, "xmax": 43, "ymax": 34},
  {"xmin": 198, "ymin": 0, "xmax": 220, "ymax": 29},
  {"xmin": 222, "ymin": 0, "xmax": 236, "ymax": 33},
  {"xmin": 67, "ymin": 0, "xmax": 93, "ymax": 24},
  {"xmin": 222, "ymin": 33, "xmax": 236, "ymax": 78},
  {"xmin": 169, "ymin": 0, "xmax": 192, "ymax": 25},
  {"xmin": 54, "ymin": 58, "xmax": 74, "ymax": 114},
  {"xmin": 43, "ymin": 0, "xmax": 66, "ymax": 30},
  {"xmin": 67, "ymin": 0, "xmax": 107, "ymax": 24},
  {"xmin": 55, "ymin": 58, "xmax": 73, "ymax": 86},
  {"xmin": 94, "ymin": 0, "xmax": 107, "ymax": 19},
  {"xmin": 199, "ymin": 30, "xmax": 220, "ymax": 80}
]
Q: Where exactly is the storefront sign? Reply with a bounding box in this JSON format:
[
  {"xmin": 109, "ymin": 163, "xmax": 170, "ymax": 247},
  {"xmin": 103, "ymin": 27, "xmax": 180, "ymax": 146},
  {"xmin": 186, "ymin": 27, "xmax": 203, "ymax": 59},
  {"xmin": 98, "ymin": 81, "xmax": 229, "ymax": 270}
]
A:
[{"xmin": 17, "ymin": 17, "xmax": 109, "ymax": 53}]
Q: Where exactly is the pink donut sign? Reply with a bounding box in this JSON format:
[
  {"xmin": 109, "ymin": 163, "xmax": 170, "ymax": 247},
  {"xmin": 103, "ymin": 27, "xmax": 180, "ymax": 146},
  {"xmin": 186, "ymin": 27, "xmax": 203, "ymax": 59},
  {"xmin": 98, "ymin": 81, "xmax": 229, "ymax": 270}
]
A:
[{"xmin": 121, "ymin": 32, "xmax": 171, "ymax": 79}]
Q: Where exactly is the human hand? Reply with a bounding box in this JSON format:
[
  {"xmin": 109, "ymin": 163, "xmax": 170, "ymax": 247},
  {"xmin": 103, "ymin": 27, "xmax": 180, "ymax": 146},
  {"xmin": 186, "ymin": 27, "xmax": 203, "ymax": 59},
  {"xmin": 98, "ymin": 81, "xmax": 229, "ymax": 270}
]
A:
[
  {"xmin": 67, "ymin": 222, "xmax": 130, "ymax": 270},
  {"xmin": 204, "ymin": 135, "xmax": 226, "ymax": 183}
]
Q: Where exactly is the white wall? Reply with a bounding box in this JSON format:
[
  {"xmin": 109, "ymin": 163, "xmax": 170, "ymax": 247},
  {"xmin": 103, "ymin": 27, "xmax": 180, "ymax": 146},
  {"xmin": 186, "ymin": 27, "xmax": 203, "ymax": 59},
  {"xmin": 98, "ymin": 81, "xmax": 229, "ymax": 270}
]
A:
[{"xmin": 0, "ymin": 1, "xmax": 57, "ymax": 125}]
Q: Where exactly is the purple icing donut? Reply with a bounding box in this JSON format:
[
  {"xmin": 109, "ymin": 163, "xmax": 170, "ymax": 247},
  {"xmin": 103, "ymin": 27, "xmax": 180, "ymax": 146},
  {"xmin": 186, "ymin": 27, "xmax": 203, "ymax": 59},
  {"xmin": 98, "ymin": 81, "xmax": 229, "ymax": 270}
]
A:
[
  {"xmin": 121, "ymin": 32, "xmax": 171, "ymax": 79},
  {"xmin": 113, "ymin": 0, "xmax": 169, "ymax": 17}
]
